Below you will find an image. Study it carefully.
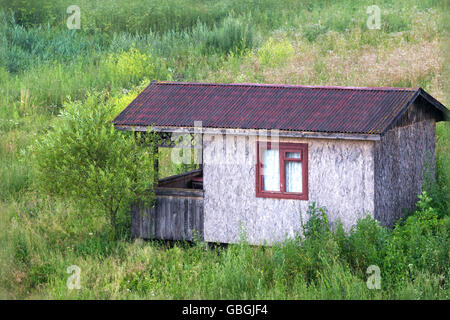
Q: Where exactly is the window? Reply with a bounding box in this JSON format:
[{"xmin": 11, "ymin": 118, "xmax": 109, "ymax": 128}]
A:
[{"xmin": 256, "ymin": 142, "xmax": 308, "ymax": 200}]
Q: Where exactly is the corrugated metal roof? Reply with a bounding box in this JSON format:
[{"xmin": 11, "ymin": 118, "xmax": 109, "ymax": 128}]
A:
[{"xmin": 113, "ymin": 81, "xmax": 445, "ymax": 135}]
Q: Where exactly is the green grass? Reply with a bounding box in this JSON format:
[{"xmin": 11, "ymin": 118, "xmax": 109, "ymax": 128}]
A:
[
  {"xmin": 0, "ymin": 0, "xmax": 448, "ymax": 299},
  {"xmin": 0, "ymin": 195, "xmax": 447, "ymax": 299}
]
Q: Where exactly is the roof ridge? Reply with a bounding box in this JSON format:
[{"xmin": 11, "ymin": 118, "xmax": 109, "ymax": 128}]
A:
[{"xmin": 155, "ymin": 81, "xmax": 418, "ymax": 92}]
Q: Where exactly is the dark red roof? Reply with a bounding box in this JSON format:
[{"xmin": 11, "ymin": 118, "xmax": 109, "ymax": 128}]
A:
[{"xmin": 113, "ymin": 82, "xmax": 447, "ymax": 135}]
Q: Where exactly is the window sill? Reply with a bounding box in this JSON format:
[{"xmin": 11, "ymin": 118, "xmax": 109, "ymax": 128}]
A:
[{"xmin": 256, "ymin": 191, "xmax": 308, "ymax": 200}]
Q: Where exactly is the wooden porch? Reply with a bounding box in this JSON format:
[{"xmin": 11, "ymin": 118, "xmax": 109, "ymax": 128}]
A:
[{"xmin": 131, "ymin": 169, "xmax": 204, "ymax": 241}]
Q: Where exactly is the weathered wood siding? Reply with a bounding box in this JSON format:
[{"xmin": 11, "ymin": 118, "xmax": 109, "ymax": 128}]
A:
[
  {"xmin": 131, "ymin": 188, "xmax": 204, "ymax": 241},
  {"xmin": 374, "ymin": 101, "xmax": 436, "ymax": 227}
]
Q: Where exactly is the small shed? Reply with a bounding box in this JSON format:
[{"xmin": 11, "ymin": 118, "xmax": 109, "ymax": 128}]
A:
[{"xmin": 114, "ymin": 82, "xmax": 447, "ymax": 245}]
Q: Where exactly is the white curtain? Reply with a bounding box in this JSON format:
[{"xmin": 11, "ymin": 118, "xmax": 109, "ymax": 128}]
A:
[
  {"xmin": 285, "ymin": 161, "xmax": 302, "ymax": 193},
  {"xmin": 286, "ymin": 152, "xmax": 300, "ymax": 159},
  {"xmin": 262, "ymin": 149, "xmax": 280, "ymax": 191}
]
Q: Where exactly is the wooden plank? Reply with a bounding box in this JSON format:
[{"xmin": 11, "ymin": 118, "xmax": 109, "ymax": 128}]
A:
[
  {"xmin": 174, "ymin": 198, "xmax": 181, "ymax": 240},
  {"xmin": 149, "ymin": 203, "xmax": 156, "ymax": 238},
  {"xmin": 194, "ymin": 200, "xmax": 202, "ymax": 240},
  {"xmin": 149, "ymin": 207, "xmax": 155, "ymax": 238},
  {"xmin": 192, "ymin": 198, "xmax": 197, "ymax": 239},
  {"xmin": 147, "ymin": 207, "xmax": 152, "ymax": 238},
  {"xmin": 176, "ymin": 198, "xmax": 182, "ymax": 240},
  {"xmin": 198, "ymin": 200, "xmax": 204, "ymax": 240},
  {"xmin": 189, "ymin": 198, "xmax": 194, "ymax": 240},
  {"xmin": 139, "ymin": 206, "xmax": 144, "ymax": 238},
  {"xmin": 137, "ymin": 205, "xmax": 143, "ymax": 238},
  {"xmin": 132, "ymin": 192, "xmax": 204, "ymax": 241},
  {"xmin": 139, "ymin": 206, "xmax": 145, "ymax": 238},
  {"xmin": 165, "ymin": 197, "xmax": 172, "ymax": 240},
  {"xmin": 175, "ymin": 198, "xmax": 181, "ymax": 240},
  {"xmin": 172, "ymin": 198, "xmax": 178, "ymax": 240},
  {"xmin": 141, "ymin": 207, "xmax": 147, "ymax": 238},
  {"xmin": 158, "ymin": 197, "xmax": 166, "ymax": 239},
  {"xmin": 183, "ymin": 198, "xmax": 189, "ymax": 240},
  {"xmin": 169, "ymin": 197, "xmax": 176, "ymax": 240},
  {"xmin": 153, "ymin": 200, "xmax": 159, "ymax": 239},
  {"xmin": 155, "ymin": 187, "xmax": 204, "ymax": 198}
]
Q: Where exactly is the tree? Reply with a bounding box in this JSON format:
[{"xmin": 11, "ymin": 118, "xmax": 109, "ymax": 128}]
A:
[{"xmin": 31, "ymin": 93, "xmax": 158, "ymax": 239}]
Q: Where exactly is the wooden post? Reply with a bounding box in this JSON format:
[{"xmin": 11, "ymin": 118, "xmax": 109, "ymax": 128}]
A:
[
  {"xmin": 199, "ymin": 133, "xmax": 203, "ymax": 171},
  {"xmin": 153, "ymin": 144, "xmax": 159, "ymax": 184}
]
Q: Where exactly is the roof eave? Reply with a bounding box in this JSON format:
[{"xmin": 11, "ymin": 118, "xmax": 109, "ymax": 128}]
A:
[
  {"xmin": 380, "ymin": 89, "xmax": 421, "ymax": 136},
  {"xmin": 380, "ymin": 88, "xmax": 449, "ymax": 136},
  {"xmin": 114, "ymin": 124, "xmax": 381, "ymax": 141},
  {"xmin": 418, "ymin": 88, "xmax": 449, "ymax": 118}
]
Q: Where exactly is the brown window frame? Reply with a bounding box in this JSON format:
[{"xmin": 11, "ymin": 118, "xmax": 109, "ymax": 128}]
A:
[{"xmin": 256, "ymin": 141, "xmax": 308, "ymax": 200}]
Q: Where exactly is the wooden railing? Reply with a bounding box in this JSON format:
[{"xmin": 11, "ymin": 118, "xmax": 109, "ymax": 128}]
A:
[{"xmin": 131, "ymin": 171, "xmax": 204, "ymax": 241}]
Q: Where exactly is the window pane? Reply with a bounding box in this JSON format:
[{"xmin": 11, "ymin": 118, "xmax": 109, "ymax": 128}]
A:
[
  {"xmin": 285, "ymin": 152, "xmax": 300, "ymax": 159},
  {"xmin": 285, "ymin": 161, "xmax": 302, "ymax": 193},
  {"xmin": 262, "ymin": 149, "xmax": 280, "ymax": 191}
]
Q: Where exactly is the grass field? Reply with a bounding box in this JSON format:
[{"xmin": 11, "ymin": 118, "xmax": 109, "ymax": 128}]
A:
[{"xmin": 0, "ymin": 0, "xmax": 448, "ymax": 299}]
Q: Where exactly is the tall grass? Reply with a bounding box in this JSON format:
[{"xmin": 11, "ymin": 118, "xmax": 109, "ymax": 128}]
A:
[
  {"xmin": 0, "ymin": 196, "xmax": 447, "ymax": 299},
  {"xmin": 0, "ymin": 0, "xmax": 442, "ymax": 34},
  {"xmin": 204, "ymin": 15, "xmax": 255, "ymax": 54}
]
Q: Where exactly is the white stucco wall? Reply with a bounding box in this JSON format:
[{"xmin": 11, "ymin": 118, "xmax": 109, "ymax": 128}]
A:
[{"xmin": 202, "ymin": 134, "xmax": 375, "ymax": 245}]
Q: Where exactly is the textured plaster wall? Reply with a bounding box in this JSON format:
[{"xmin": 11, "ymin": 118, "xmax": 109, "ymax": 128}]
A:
[
  {"xmin": 202, "ymin": 134, "xmax": 375, "ymax": 245},
  {"xmin": 374, "ymin": 120, "xmax": 436, "ymax": 227}
]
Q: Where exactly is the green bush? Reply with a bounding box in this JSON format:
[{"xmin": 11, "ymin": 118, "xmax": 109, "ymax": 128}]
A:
[
  {"xmin": 30, "ymin": 93, "xmax": 159, "ymax": 239},
  {"xmin": 272, "ymin": 203, "xmax": 343, "ymax": 287},
  {"xmin": 341, "ymin": 216, "xmax": 389, "ymax": 276},
  {"xmin": 301, "ymin": 202, "xmax": 330, "ymax": 239},
  {"xmin": 425, "ymin": 123, "xmax": 450, "ymax": 217},
  {"xmin": 383, "ymin": 192, "xmax": 449, "ymax": 286},
  {"xmin": 297, "ymin": 198, "xmax": 448, "ymax": 295}
]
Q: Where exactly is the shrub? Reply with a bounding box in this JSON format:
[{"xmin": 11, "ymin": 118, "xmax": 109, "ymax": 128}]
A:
[
  {"xmin": 383, "ymin": 192, "xmax": 449, "ymax": 286},
  {"xmin": 341, "ymin": 216, "xmax": 389, "ymax": 276},
  {"xmin": 30, "ymin": 93, "xmax": 159, "ymax": 239},
  {"xmin": 301, "ymin": 202, "xmax": 330, "ymax": 239},
  {"xmin": 424, "ymin": 123, "xmax": 450, "ymax": 217},
  {"xmin": 296, "ymin": 203, "xmax": 342, "ymax": 285}
]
